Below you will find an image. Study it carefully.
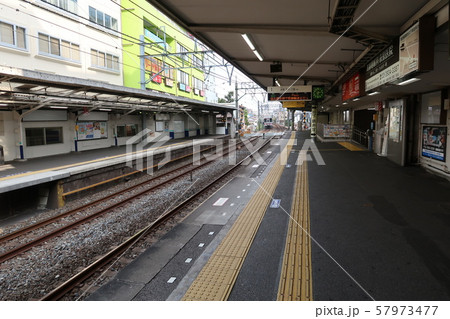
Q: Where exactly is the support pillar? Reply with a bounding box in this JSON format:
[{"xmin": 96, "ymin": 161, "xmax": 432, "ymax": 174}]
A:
[
  {"xmin": 311, "ymin": 104, "xmax": 318, "ymax": 137},
  {"xmin": 291, "ymin": 110, "xmax": 295, "ymax": 131}
]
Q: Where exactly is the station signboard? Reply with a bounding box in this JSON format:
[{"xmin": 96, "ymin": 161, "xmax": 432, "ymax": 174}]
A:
[
  {"xmin": 342, "ymin": 72, "xmax": 364, "ymax": 101},
  {"xmin": 365, "ymin": 42, "xmax": 399, "ymax": 91},
  {"xmin": 267, "ymin": 85, "xmax": 312, "ymax": 101},
  {"xmin": 282, "ymin": 101, "xmax": 306, "ymax": 108}
]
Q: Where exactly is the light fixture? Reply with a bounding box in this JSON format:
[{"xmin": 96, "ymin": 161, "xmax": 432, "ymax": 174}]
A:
[
  {"xmin": 353, "ymin": 98, "xmax": 360, "ymax": 101},
  {"xmin": 398, "ymin": 78, "xmax": 420, "ymax": 86},
  {"xmin": 253, "ymin": 50, "xmax": 264, "ymax": 61},
  {"xmin": 50, "ymin": 106, "xmax": 68, "ymax": 109},
  {"xmin": 241, "ymin": 34, "xmax": 255, "ymax": 50},
  {"xmin": 275, "ymin": 78, "xmax": 281, "ymax": 86},
  {"xmin": 99, "ymin": 108, "xmax": 111, "ymax": 111},
  {"xmin": 241, "ymin": 33, "xmax": 263, "ymax": 61},
  {"xmin": 0, "ymin": 103, "xmax": 8, "ymax": 106},
  {"xmin": 343, "ymin": 102, "xmax": 348, "ymax": 105},
  {"xmin": 368, "ymin": 91, "xmax": 380, "ymax": 96},
  {"xmin": 336, "ymin": 104, "xmax": 340, "ymax": 107}
]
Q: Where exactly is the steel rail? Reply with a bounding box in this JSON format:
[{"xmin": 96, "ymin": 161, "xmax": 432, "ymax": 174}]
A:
[
  {"xmin": 40, "ymin": 136, "xmax": 274, "ymax": 300},
  {"xmin": 0, "ymin": 137, "xmax": 257, "ymax": 263},
  {"xmin": 0, "ymin": 144, "xmax": 217, "ymax": 244}
]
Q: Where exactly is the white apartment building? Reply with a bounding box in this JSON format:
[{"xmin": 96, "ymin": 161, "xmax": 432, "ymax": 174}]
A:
[
  {"xmin": 0, "ymin": 0, "xmax": 123, "ymax": 84},
  {"xmin": 0, "ymin": 0, "xmax": 124, "ymax": 161}
]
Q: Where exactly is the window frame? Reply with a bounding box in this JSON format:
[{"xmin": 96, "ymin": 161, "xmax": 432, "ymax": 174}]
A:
[
  {"xmin": 25, "ymin": 127, "xmax": 63, "ymax": 147},
  {"xmin": 88, "ymin": 6, "xmax": 118, "ymax": 31},
  {"xmin": 116, "ymin": 124, "xmax": 138, "ymax": 138},
  {"xmin": 91, "ymin": 48, "xmax": 120, "ymax": 72},
  {"xmin": 41, "ymin": 0, "xmax": 78, "ymax": 14},
  {"xmin": 38, "ymin": 32, "xmax": 80, "ymax": 62},
  {"xmin": 0, "ymin": 20, "xmax": 27, "ymax": 50}
]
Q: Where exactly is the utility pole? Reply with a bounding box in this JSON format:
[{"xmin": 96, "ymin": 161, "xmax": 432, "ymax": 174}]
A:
[{"xmin": 235, "ymin": 79, "xmax": 239, "ymax": 136}]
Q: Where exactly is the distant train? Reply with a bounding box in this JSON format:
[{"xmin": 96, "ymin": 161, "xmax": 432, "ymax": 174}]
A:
[{"xmin": 263, "ymin": 118, "xmax": 273, "ymax": 129}]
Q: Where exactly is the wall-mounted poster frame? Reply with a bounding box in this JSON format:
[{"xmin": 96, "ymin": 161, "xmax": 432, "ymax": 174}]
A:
[
  {"xmin": 422, "ymin": 125, "xmax": 447, "ymax": 162},
  {"xmin": 76, "ymin": 121, "xmax": 108, "ymax": 140}
]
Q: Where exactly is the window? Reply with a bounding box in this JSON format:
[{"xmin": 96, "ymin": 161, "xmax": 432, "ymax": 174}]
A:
[
  {"xmin": 421, "ymin": 91, "xmax": 442, "ymax": 124},
  {"xmin": 176, "ymin": 43, "xmax": 190, "ymax": 63},
  {"xmin": 163, "ymin": 63, "xmax": 174, "ymax": 79},
  {"xmin": 88, "ymin": 6, "xmax": 118, "ymax": 31},
  {"xmin": 91, "ymin": 49, "xmax": 119, "ymax": 72},
  {"xmin": 116, "ymin": 124, "xmax": 138, "ymax": 137},
  {"xmin": 0, "ymin": 21, "xmax": 26, "ymax": 49},
  {"xmin": 193, "ymin": 77, "xmax": 204, "ymax": 90},
  {"xmin": 26, "ymin": 127, "xmax": 63, "ymax": 146},
  {"xmin": 42, "ymin": 0, "xmax": 78, "ymax": 14},
  {"xmin": 177, "ymin": 70, "xmax": 189, "ymax": 85},
  {"xmin": 192, "ymin": 55, "xmax": 203, "ymax": 68},
  {"xmin": 38, "ymin": 33, "xmax": 80, "ymax": 61}
]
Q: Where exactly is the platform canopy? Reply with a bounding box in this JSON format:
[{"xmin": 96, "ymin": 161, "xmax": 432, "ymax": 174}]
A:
[
  {"xmin": 146, "ymin": 0, "xmax": 450, "ymax": 109},
  {"xmin": 0, "ymin": 66, "xmax": 235, "ymax": 115}
]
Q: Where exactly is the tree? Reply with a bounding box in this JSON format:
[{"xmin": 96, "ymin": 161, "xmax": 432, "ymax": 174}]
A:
[{"xmin": 218, "ymin": 91, "xmax": 234, "ymax": 103}]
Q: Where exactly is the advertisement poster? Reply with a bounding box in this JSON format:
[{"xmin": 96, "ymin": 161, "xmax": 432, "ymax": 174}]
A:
[
  {"xmin": 323, "ymin": 125, "xmax": 351, "ymax": 138},
  {"xmin": 422, "ymin": 126, "xmax": 447, "ymax": 162},
  {"xmin": 399, "ymin": 22, "xmax": 419, "ymax": 77},
  {"xmin": 77, "ymin": 121, "xmax": 107, "ymax": 140},
  {"xmin": 389, "ymin": 102, "xmax": 403, "ymax": 143}
]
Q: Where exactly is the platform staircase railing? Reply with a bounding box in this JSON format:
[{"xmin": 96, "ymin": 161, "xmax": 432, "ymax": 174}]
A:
[{"xmin": 352, "ymin": 126, "xmax": 368, "ymax": 147}]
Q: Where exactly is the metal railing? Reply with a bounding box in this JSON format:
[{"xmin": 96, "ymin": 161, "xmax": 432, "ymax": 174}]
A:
[{"xmin": 352, "ymin": 126, "xmax": 368, "ymax": 147}]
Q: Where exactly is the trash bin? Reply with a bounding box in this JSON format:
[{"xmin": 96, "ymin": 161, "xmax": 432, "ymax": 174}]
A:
[{"xmin": 0, "ymin": 145, "xmax": 4, "ymax": 165}]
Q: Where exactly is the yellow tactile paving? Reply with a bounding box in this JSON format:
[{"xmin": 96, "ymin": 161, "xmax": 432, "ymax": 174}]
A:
[
  {"xmin": 338, "ymin": 141, "xmax": 365, "ymax": 151},
  {"xmin": 182, "ymin": 132, "xmax": 296, "ymax": 301},
  {"xmin": 277, "ymin": 160, "xmax": 313, "ymax": 301}
]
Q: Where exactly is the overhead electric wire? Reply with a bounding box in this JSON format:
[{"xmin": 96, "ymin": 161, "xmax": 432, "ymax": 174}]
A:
[{"xmin": 5, "ymin": 0, "xmax": 260, "ymax": 98}]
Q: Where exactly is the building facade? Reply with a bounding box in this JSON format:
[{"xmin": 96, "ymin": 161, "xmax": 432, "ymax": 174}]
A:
[
  {"xmin": 0, "ymin": 0, "xmax": 123, "ymax": 85},
  {"xmin": 121, "ymin": 0, "xmax": 206, "ymax": 101}
]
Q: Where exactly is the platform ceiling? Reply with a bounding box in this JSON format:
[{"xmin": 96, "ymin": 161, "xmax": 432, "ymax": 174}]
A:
[{"xmin": 146, "ymin": 0, "xmax": 449, "ymax": 110}]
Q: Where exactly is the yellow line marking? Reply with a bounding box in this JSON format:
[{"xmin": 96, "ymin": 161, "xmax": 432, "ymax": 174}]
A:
[
  {"xmin": 0, "ymin": 140, "xmax": 192, "ymax": 182},
  {"xmin": 277, "ymin": 161, "xmax": 313, "ymax": 301},
  {"xmin": 182, "ymin": 132, "xmax": 296, "ymax": 301},
  {"xmin": 338, "ymin": 142, "xmax": 365, "ymax": 151}
]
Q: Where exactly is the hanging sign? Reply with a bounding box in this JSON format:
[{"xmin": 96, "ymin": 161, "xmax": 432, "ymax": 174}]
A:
[{"xmin": 267, "ymin": 85, "xmax": 312, "ymax": 101}]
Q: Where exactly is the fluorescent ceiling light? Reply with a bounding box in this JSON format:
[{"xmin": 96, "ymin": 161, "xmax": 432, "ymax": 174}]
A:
[
  {"xmin": 0, "ymin": 103, "xmax": 8, "ymax": 106},
  {"xmin": 50, "ymin": 106, "xmax": 68, "ymax": 109},
  {"xmin": 241, "ymin": 34, "xmax": 255, "ymax": 51},
  {"xmin": 368, "ymin": 91, "xmax": 380, "ymax": 96},
  {"xmin": 353, "ymin": 98, "xmax": 360, "ymax": 101},
  {"xmin": 275, "ymin": 79, "xmax": 280, "ymax": 86},
  {"xmin": 343, "ymin": 102, "xmax": 348, "ymax": 105},
  {"xmin": 99, "ymin": 108, "xmax": 111, "ymax": 111},
  {"xmin": 398, "ymin": 78, "xmax": 420, "ymax": 86},
  {"xmin": 253, "ymin": 50, "xmax": 263, "ymax": 61},
  {"xmin": 201, "ymin": 110, "xmax": 210, "ymax": 113}
]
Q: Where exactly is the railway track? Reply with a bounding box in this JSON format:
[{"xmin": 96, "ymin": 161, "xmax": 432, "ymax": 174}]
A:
[
  {"xmin": 40, "ymin": 135, "xmax": 274, "ymax": 300},
  {"xmin": 0, "ymin": 136, "xmax": 258, "ymax": 264}
]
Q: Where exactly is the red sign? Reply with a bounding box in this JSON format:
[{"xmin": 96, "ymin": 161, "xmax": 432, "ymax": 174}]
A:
[
  {"xmin": 342, "ymin": 73, "xmax": 360, "ymax": 101},
  {"xmin": 152, "ymin": 74, "xmax": 162, "ymax": 84}
]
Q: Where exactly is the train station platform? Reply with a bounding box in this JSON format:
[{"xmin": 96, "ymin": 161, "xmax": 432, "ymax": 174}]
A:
[
  {"xmin": 0, "ymin": 134, "xmax": 233, "ymax": 197},
  {"xmin": 87, "ymin": 130, "xmax": 450, "ymax": 301}
]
